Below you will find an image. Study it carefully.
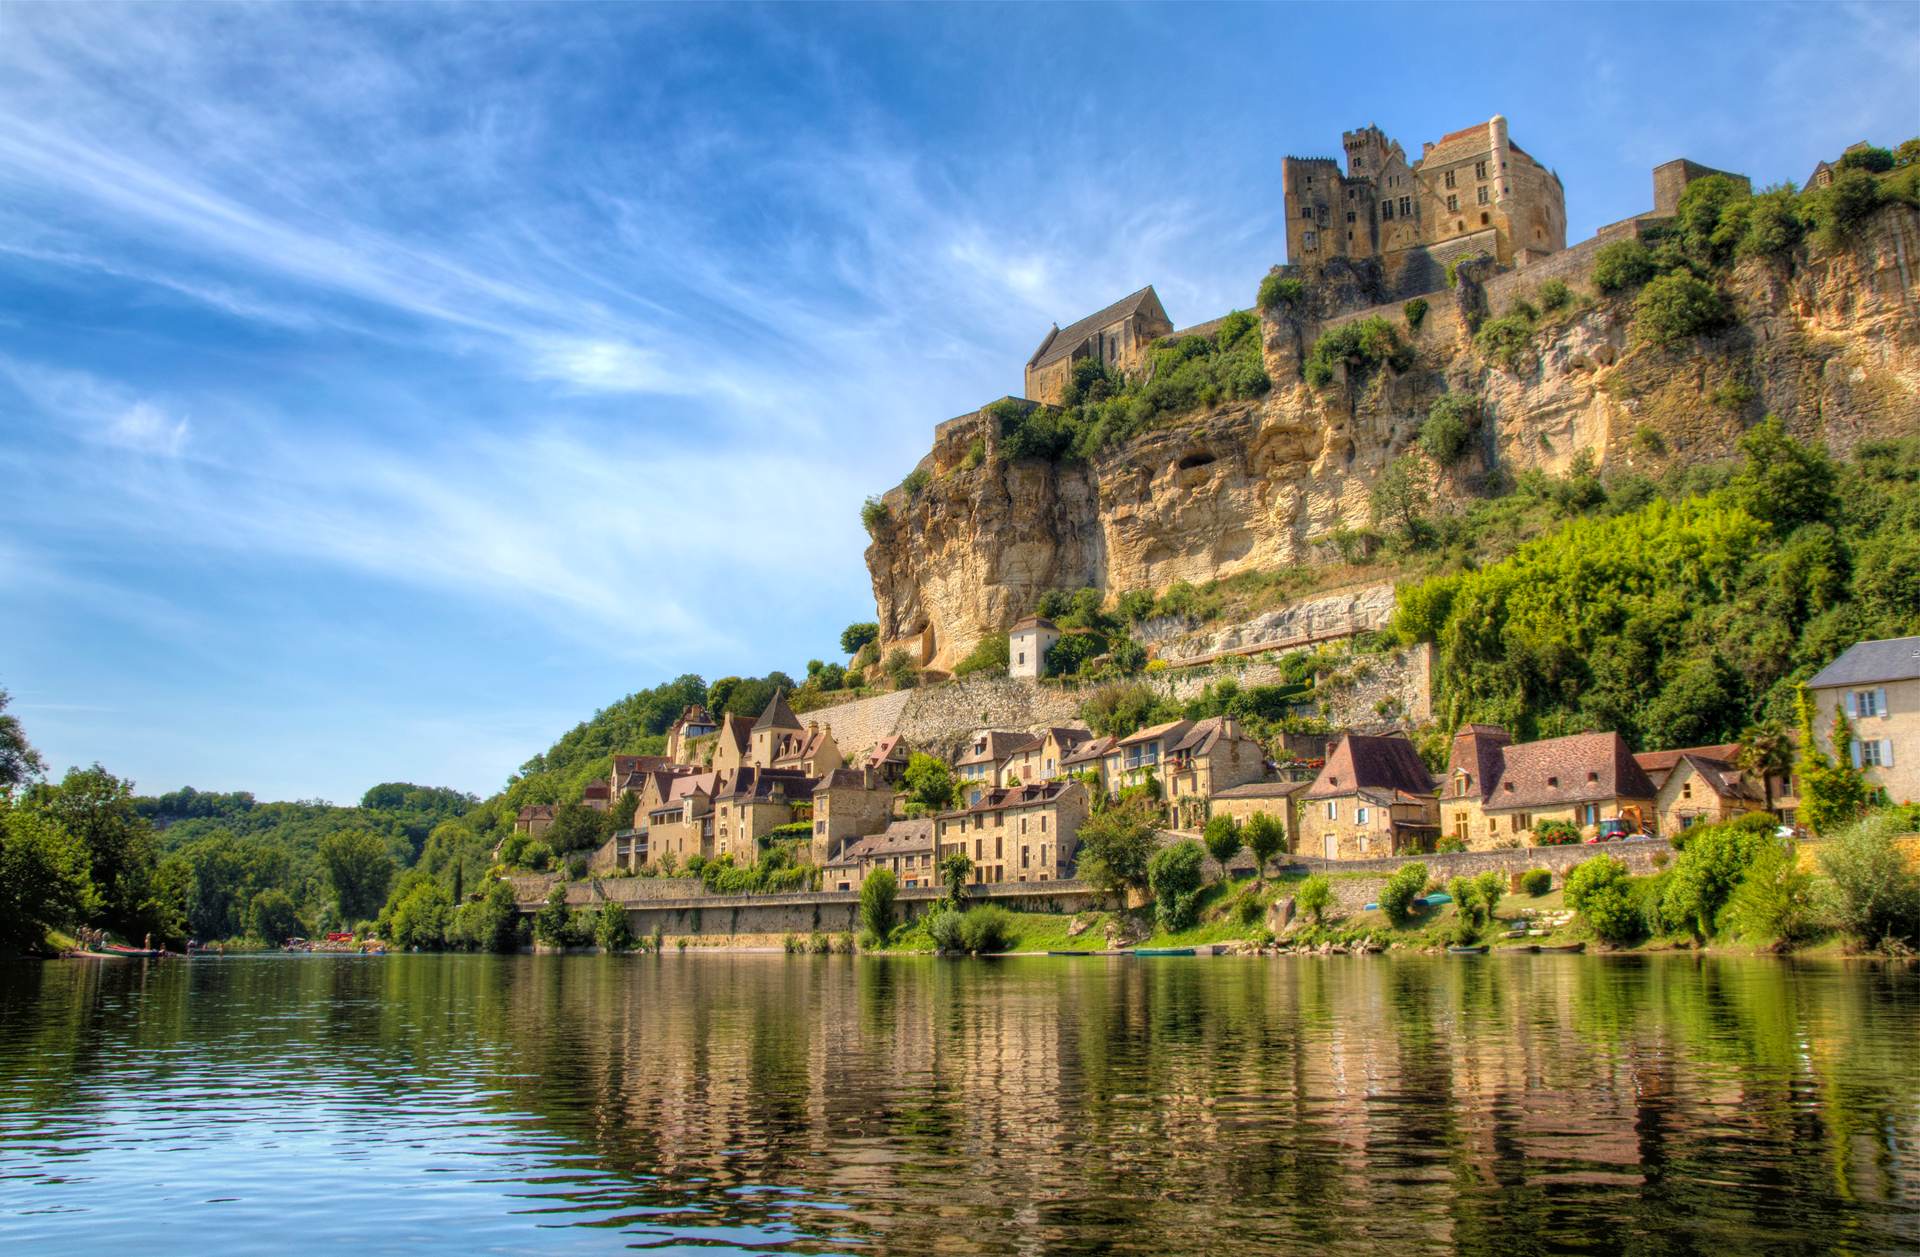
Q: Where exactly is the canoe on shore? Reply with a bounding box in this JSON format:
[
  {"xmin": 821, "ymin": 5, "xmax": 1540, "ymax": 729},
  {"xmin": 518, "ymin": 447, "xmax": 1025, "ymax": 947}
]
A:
[
  {"xmin": 1447, "ymin": 944, "xmax": 1490, "ymax": 955},
  {"xmin": 1535, "ymin": 942, "xmax": 1586, "ymax": 953},
  {"xmin": 1133, "ymin": 947, "xmax": 1197, "ymax": 957}
]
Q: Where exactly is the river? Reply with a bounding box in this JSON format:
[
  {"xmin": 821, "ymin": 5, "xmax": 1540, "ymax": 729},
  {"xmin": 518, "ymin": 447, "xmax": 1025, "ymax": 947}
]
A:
[{"xmin": 1, "ymin": 953, "xmax": 1916, "ymax": 1255}]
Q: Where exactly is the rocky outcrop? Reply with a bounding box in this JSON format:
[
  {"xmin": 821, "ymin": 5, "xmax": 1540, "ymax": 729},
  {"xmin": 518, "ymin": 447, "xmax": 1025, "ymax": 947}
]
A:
[{"xmin": 868, "ymin": 205, "xmax": 1920, "ymax": 671}]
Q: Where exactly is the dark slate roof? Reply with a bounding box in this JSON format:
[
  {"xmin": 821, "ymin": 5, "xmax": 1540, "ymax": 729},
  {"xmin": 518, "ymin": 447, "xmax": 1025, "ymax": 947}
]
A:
[
  {"xmin": 1304, "ymin": 734, "xmax": 1436, "ymax": 801},
  {"xmin": 937, "ymin": 780, "xmax": 1082, "ymax": 819},
  {"xmin": 752, "ymin": 689, "xmax": 804, "ymax": 732},
  {"xmin": 1807, "ymin": 637, "xmax": 1920, "ymax": 689},
  {"xmin": 1029, "ymin": 286, "xmax": 1161, "ymax": 369},
  {"xmin": 956, "ymin": 730, "xmax": 1040, "ymax": 767},
  {"xmin": 830, "ymin": 818, "xmax": 936, "ymax": 867},
  {"xmin": 1482, "ymin": 732, "xmax": 1657, "ymax": 812},
  {"xmin": 1062, "ymin": 735, "xmax": 1115, "ymax": 766},
  {"xmin": 1010, "ymin": 615, "xmax": 1058, "ymax": 632}
]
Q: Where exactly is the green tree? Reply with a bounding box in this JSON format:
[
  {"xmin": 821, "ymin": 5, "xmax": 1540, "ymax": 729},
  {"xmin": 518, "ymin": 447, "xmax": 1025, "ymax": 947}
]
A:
[
  {"xmin": 1420, "ymin": 393, "xmax": 1477, "ymax": 466},
  {"xmin": 840, "ymin": 622, "xmax": 879, "ymax": 656},
  {"xmin": 1818, "ymin": 811, "xmax": 1920, "ymax": 948},
  {"xmin": 29, "ymin": 765, "xmax": 167, "ymax": 940},
  {"xmin": 1730, "ymin": 416, "xmax": 1837, "ymax": 533},
  {"xmin": 1795, "ymin": 686, "xmax": 1866, "ymax": 835},
  {"xmin": 885, "ymin": 649, "xmax": 919, "ymax": 690},
  {"xmin": 1202, "ymin": 814, "xmax": 1242, "ymax": 880},
  {"xmin": 546, "ymin": 799, "xmax": 610, "ymax": 854},
  {"xmin": 1661, "ymin": 816, "xmax": 1770, "ymax": 941},
  {"xmin": 1243, "ymin": 811, "xmax": 1287, "ymax": 881},
  {"xmin": 1737, "ymin": 721, "xmax": 1795, "ymax": 815},
  {"xmin": 0, "ymin": 799, "xmax": 95, "ymax": 950},
  {"xmin": 387, "ymin": 879, "xmax": 452, "ymax": 949},
  {"xmin": 594, "ymin": 901, "xmax": 633, "ymax": 952},
  {"xmin": 1474, "ymin": 868, "xmax": 1505, "ymax": 921},
  {"xmin": 247, "ymin": 888, "xmax": 301, "ymax": 944},
  {"xmin": 533, "ymin": 884, "xmax": 571, "ymax": 945},
  {"xmin": 1728, "ymin": 837, "xmax": 1818, "ymax": 949},
  {"xmin": 1632, "ymin": 272, "xmax": 1732, "ymax": 348},
  {"xmin": 1295, "ymin": 872, "xmax": 1331, "ymax": 925},
  {"xmin": 319, "ymin": 830, "xmax": 396, "ymax": 921},
  {"xmin": 1564, "ymin": 855, "xmax": 1641, "ymax": 946},
  {"xmin": 0, "ymin": 689, "xmax": 46, "ymax": 797},
  {"xmin": 1379, "ymin": 862, "xmax": 1429, "ymax": 926},
  {"xmin": 1072, "ymin": 794, "xmax": 1161, "ymax": 904},
  {"xmin": 940, "ymin": 851, "xmax": 973, "ymax": 909},
  {"xmin": 459, "ymin": 880, "xmax": 522, "ymax": 953},
  {"xmin": 1369, "ymin": 454, "xmax": 1427, "ymax": 541},
  {"xmin": 902, "ymin": 753, "xmax": 957, "ymax": 811},
  {"xmin": 1147, "ymin": 839, "xmax": 1206, "ymax": 933},
  {"xmin": 1591, "ymin": 239, "xmax": 1654, "ymax": 292},
  {"xmin": 859, "ymin": 867, "xmax": 898, "ymax": 940}
]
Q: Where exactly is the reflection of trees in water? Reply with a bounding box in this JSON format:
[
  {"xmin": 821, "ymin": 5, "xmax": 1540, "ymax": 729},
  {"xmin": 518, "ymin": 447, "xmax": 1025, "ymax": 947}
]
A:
[{"xmin": 6, "ymin": 955, "xmax": 1919, "ymax": 1254}]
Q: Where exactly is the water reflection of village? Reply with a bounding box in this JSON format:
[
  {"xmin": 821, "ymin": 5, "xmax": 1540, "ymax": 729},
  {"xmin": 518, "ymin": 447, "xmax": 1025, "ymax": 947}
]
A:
[{"xmin": 437, "ymin": 956, "xmax": 1920, "ymax": 1254}]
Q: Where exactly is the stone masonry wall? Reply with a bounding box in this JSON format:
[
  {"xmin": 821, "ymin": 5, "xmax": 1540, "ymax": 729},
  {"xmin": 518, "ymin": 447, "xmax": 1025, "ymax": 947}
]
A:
[{"xmin": 1301, "ymin": 839, "xmax": 1674, "ymax": 914}]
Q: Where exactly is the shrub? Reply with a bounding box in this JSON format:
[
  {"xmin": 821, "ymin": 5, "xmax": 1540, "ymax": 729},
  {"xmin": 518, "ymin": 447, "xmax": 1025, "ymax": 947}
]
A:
[
  {"xmin": 1403, "ymin": 297, "xmax": 1428, "ymax": 330},
  {"xmin": 594, "ymin": 901, "xmax": 632, "ymax": 952},
  {"xmin": 902, "ymin": 467, "xmax": 931, "ymax": 497},
  {"xmin": 1533, "ymin": 820, "xmax": 1581, "ymax": 846},
  {"xmin": 1379, "ymin": 861, "xmax": 1429, "ymax": 927},
  {"xmin": 860, "ymin": 497, "xmax": 889, "ymax": 534},
  {"xmin": 952, "ymin": 633, "xmax": 1010, "ymax": 678},
  {"xmin": 1737, "ymin": 187, "xmax": 1803, "ymax": 261},
  {"xmin": 1818, "ymin": 811, "xmax": 1920, "ymax": 948},
  {"xmin": 1304, "ymin": 316, "xmax": 1409, "ymax": 388},
  {"xmin": 1203, "ymin": 814, "xmax": 1243, "ymax": 876},
  {"xmin": 1295, "ymin": 873, "xmax": 1331, "ymax": 924},
  {"xmin": 1474, "ymin": 868, "xmax": 1505, "ymax": 920},
  {"xmin": 1420, "ymin": 392, "xmax": 1477, "ymax": 466},
  {"xmin": 1475, "ymin": 313, "xmax": 1535, "ymax": 372},
  {"xmin": 1633, "ymin": 272, "xmax": 1732, "ymax": 349},
  {"xmin": 782, "ymin": 933, "xmax": 802, "ymax": 954},
  {"xmin": 1660, "ymin": 814, "xmax": 1772, "ymax": 940},
  {"xmin": 926, "ymin": 906, "xmax": 965, "ymax": 954},
  {"xmin": 1592, "ymin": 239, "xmax": 1655, "ymax": 293},
  {"xmin": 1521, "ymin": 868, "xmax": 1553, "ymax": 896},
  {"xmin": 1445, "ymin": 252, "xmax": 1490, "ymax": 287},
  {"xmin": 1148, "ymin": 840, "xmax": 1207, "ymax": 933},
  {"xmin": 839, "ymin": 622, "xmax": 879, "ymax": 655},
  {"xmin": 1728, "ymin": 837, "xmax": 1818, "ymax": 949},
  {"xmin": 807, "ymin": 931, "xmax": 831, "ymax": 954},
  {"xmin": 1436, "ymin": 836, "xmax": 1467, "ymax": 854},
  {"xmin": 1258, "ymin": 273, "xmax": 1306, "ymax": 311},
  {"xmin": 1538, "ymin": 279, "xmax": 1571, "ymax": 312},
  {"xmin": 963, "ymin": 438, "xmax": 985, "ymax": 470},
  {"xmin": 1804, "ymin": 168, "xmax": 1887, "ymax": 250},
  {"xmin": 1564, "ymin": 855, "xmax": 1640, "ymax": 945},
  {"xmin": 884, "ymin": 649, "xmax": 919, "ymax": 690},
  {"xmin": 958, "ymin": 905, "xmax": 1015, "ymax": 954},
  {"xmin": 1836, "ymin": 145, "xmax": 1895, "ymax": 175},
  {"xmin": 859, "ymin": 867, "xmax": 898, "ymax": 940}
]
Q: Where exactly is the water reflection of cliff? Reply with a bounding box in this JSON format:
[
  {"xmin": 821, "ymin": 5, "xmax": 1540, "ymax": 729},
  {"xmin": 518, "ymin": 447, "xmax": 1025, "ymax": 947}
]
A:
[{"xmin": 3, "ymin": 955, "xmax": 1916, "ymax": 1254}]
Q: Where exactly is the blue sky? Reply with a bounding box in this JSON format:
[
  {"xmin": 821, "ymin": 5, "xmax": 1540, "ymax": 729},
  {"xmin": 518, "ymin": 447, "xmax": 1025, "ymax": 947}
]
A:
[{"xmin": 2, "ymin": 2, "xmax": 1915, "ymax": 804}]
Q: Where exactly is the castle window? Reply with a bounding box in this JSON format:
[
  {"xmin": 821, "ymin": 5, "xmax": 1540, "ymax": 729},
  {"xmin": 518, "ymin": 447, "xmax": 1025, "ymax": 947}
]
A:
[
  {"xmin": 1399, "ymin": 195, "xmax": 1411, "ymax": 217},
  {"xmin": 1481, "ymin": 212, "xmax": 1490, "ymax": 225},
  {"xmin": 1475, "ymin": 160, "xmax": 1488, "ymax": 180},
  {"xmin": 1447, "ymin": 194, "xmax": 1458, "ymax": 212},
  {"xmin": 1302, "ymin": 230, "xmax": 1316, "ymax": 250},
  {"xmin": 1381, "ymin": 199, "xmax": 1393, "ymax": 220},
  {"xmin": 1478, "ymin": 186, "xmax": 1490, "ymax": 206},
  {"xmin": 1301, "ymin": 206, "xmax": 1314, "ymax": 220},
  {"xmin": 1445, "ymin": 170, "xmax": 1456, "ymax": 189},
  {"xmin": 1346, "ymin": 211, "xmax": 1355, "ymax": 223}
]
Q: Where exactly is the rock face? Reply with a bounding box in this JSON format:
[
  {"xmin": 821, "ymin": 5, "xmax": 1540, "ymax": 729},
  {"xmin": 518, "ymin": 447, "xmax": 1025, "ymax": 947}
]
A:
[{"xmin": 867, "ymin": 205, "xmax": 1920, "ymax": 672}]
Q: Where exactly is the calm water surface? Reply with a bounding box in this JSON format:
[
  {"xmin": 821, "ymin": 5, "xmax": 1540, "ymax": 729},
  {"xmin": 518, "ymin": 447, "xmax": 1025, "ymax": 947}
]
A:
[{"xmin": 1, "ymin": 953, "xmax": 1917, "ymax": 1255}]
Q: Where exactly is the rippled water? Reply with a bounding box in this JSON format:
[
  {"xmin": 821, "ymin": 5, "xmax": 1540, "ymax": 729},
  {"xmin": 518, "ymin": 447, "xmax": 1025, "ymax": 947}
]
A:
[{"xmin": 2, "ymin": 953, "xmax": 1917, "ymax": 1255}]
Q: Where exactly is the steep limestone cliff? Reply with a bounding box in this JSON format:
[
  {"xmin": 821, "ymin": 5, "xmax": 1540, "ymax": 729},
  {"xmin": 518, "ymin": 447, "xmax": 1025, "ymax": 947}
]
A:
[{"xmin": 867, "ymin": 205, "xmax": 1920, "ymax": 672}]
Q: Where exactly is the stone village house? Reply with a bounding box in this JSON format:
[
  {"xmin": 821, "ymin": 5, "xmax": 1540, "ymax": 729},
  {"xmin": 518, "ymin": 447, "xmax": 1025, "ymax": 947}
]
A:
[
  {"xmin": 1807, "ymin": 635, "xmax": 1920, "ymax": 807},
  {"xmin": 935, "ymin": 780, "xmax": 1091, "ymax": 886},
  {"xmin": 1301, "ymin": 734, "xmax": 1439, "ymax": 860},
  {"xmin": 824, "ymin": 818, "xmax": 936, "ymax": 894},
  {"xmin": 1022, "ymin": 287, "xmax": 1172, "ymax": 406},
  {"xmin": 1443, "ymin": 726, "xmax": 1657, "ymax": 848}
]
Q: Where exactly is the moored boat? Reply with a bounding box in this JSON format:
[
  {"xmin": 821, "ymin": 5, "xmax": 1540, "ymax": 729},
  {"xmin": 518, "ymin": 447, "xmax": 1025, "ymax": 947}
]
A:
[{"xmin": 1133, "ymin": 947, "xmax": 1197, "ymax": 957}]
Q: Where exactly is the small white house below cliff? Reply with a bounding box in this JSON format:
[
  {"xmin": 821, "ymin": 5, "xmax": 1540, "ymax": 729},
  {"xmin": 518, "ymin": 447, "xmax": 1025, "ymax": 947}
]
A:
[{"xmin": 1008, "ymin": 616, "xmax": 1059, "ymax": 680}]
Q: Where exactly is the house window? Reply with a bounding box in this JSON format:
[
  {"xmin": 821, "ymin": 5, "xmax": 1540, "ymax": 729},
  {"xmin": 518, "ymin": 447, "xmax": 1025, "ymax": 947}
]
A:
[
  {"xmin": 1381, "ymin": 199, "xmax": 1394, "ymax": 220},
  {"xmin": 1452, "ymin": 812, "xmax": 1468, "ymax": 839},
  {"xmin": 1475, "ymin": 160, "xmax": 1488, "ymax": 180},
  {"xmin": 1399, "ymin": 196, "xmax": 1411, "ymax": 217},
  {"xmin": 1477, "ymin": 186, "xmax": 1490, "ymax": 206},
  {"xmin": 1445, "ymin": 170, "xmax": 1457, "ymax": 189},
  {"xmin": 1356, "ymin": 806, "xmax": 1370, "ymax": 826},
  {"xmin": 1300, "ymin": 205, "xmax": 1314, "ymax": 220},
  {"xmin": 1514, "ymin": 813, "xmax": 1531, "ymax": 831},
  {"xmin": 1446, "ymin": 194, "xmax": 1459, "ymax": 212},
  {"xmin": 1681, "ymin": 782, "xmax": 1693, "ymax": 800},
  {"xmin": 1040, "ymin": 815, "xmax": 1047, "ymax": 832},
  {"xmin": 1854, "ymin": 739, "xmax": 1893, "ymax": 768},
  {"xmin": 1581, "ymin": 804, "xmax": 1599, "ymax": 825},
  {"xmin": 1851, "ymin": 689, "xmax": 1886, "ymax": 718},
  {"xmin": 1017, "ymin": 652, "xmax": 1025, "ymax": 665},
  {"xmin": 1457, "ymin": 774, "xmax": 1471, "ymax": 797},
  {"xmin": 1325, "ymin": 801, "xmax": 1338, "ymax": 820}
]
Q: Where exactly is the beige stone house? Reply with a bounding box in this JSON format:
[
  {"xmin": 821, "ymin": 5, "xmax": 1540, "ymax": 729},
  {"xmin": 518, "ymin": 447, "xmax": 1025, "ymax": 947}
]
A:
[
  {"xmin": 709, "ymin": 768, "xmax": 816, "ymax": 865},
  {"xmin": 664, "ymin": 706, "xmax": 718, "ymax": 765},
  {"xmin": 581, "ymin": 779, "xmax": 612, "ymax": 813},
  {"xmin": 1205, "ymin": 780, "xmax": 1305, "ymax": 849},
  {"xmin": 1107, "ymin": 719, "xmax": 1187, "ymax": 795},
  {"xmin": 935, "ymin": 780, "xmax": 1090, "ymax": 886},
  {"xmin": 1647, "ymin": 752, "xmax": 1766, "ymax": 836},
  {"xmin": 772, "ymin": 721, "xmax": 843, "ymax": 777},
  {"xmin": 955, "ymin": 730, "xmax": 1040, "ymax": 805},
  {"xmin": 810, "ymin": 766, "xmax": 897, "ymax": 866},
  {"xmin": 1008, "ymin": 616, "xmax": 1060, "ymax": 680},
  {"xmin": 1000, "ymin": 727, "xmax": 1092, "ymax": 787},
  {"xmin": 861, "ymin": 734, "xmax": 912, "ymax": 785},
  {"xmin": 1061, "ymin": 734, "xmax": 1116, "ymax": 793},
  {"xmin": 1302, "ymin": 734, "xmax": 1439, "ymax": 860},
  {"xmin": 645, "ymin": 774, "xmax": 718, "ymax": 866},
  {"xmin": 1808, "ymin": 636, "xmax": 1920, "ymax": 807},
  {"xmin": 748, "ymin": 691, "xmax": 803, "ymax": 768},
  {"xmin": 1162, "ymin": 717, "xmax": 1268, "ymax": 827},
  {"xmin": 824, "ymin": 818, "xmax": 936, "ymax": 893},
  {"xmin": 512, "ymin": 804, "xmax": 556, "ymax": 838},
  {"xmin": 709, "ymin": 713, "xmax": 754, "ymax": 774},
  {"xmin": 1023, "ymin": 286, "xmax": 1173, "ymax": 405},
  {"xmin": 1443, "ymin": 726, "xmax": 1657, "ymax": 847}
]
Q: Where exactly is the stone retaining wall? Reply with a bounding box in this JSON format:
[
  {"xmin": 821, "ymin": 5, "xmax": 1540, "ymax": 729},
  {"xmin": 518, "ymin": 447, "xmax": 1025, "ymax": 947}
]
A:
[{"xmin": 1288, "ymin": 840, "xmax": 1674, "ymax": 913}]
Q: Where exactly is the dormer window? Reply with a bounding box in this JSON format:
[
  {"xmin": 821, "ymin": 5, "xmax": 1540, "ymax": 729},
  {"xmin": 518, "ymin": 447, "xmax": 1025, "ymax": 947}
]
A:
[
  {"xmin": 1547, "ymin": 776, "xmax": 1558, "ymax": 788},
  {"xmin": 1587, "ymin": 771, "xmax": 1599, "ymax": 784},
  {"xmin": 1504, "ymin": 781, "xmax": 1515, "ymax": 792}
]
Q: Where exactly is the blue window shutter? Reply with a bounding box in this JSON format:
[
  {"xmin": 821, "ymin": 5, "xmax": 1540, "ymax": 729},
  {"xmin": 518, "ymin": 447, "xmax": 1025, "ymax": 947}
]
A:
[
  {"xmin": 1845, "ymin": 691, "xmax": 1857, "ymax": 717},
  {"xmin": 1877, "ymin": 687, "xmax": 1888, "ymax": 717},
  {"xmin": 1883, "ymin": 738, "xmax": 1895, "ymax": 768},
  {"xmin": 1850, "ymin": 739, "xmax": 1864, "ymax": 769}
]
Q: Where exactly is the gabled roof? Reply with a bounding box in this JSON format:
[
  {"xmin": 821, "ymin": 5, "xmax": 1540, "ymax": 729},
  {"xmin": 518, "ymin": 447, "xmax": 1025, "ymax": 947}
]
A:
[
  {"xmin": 1304, "ymin": 734, "xmax": 1436, "ymax": 801},
  {"xmin": 1118, "ymin": 719, "xmax": 1191, "ymax": 749},
  {"xmin": 937, "ymin": 779, "xmax": 1084, "ymax": 819},
  {"xmin": 1010, "ymin": 615, "xmax": 1058, "ymax": 633},
  {"xmin": 1447, "ymin": 724, "xmax": 1513, "ymax": 795},
  {"xmin": 1170, "ymin": 715, "xmax": 1252, "ymax": 757},
  {"xmin": 1062, "ymin": 735, "xmax": 1115, "ymax": 766},
  {"xmin": 715, "ymin": 713, "xmax": 753, "ymax": 754},
  {"xmin": 1807, "ymin": 636, "xmax": 1920, "ymax": 689},
  {"xmin": 956, "ymin": 730, "xmax": 1040, "ymax": 767},
  {"xmin": 1209, "ymin": 780, "xmax": 1306, "ymax": 800},
  {"xmin": 829, "ymin": 817, "xmax": 936, "ymax": 867},
  {"xmin": 612, "ymin": 754, "xmax": 676, "ymax": 779},
  {"xmin": 1417, "ymin": 118, "xmax": 1541, "ymax": 172},
  {"xmin": 753, "ymin": 690, "xmax": 803, "ymax": 732},
  {"xmin": 1482, "ymin": 732, "xmax": 1657, "ymax": 812},
  {"xmin": 516, "ymin": 804, "xmax": 556, "ymax": 821},
  {"xmin": 1668, "ymin": 753, "xmax": 1765, "ymax": 804},
  {"xmin": 1029, "ymin": 286, "xmax": 1165, "ymax": 369},
  {"xmin": 864, "ymin": 734, "xmax": 909, "ymax": 767}
]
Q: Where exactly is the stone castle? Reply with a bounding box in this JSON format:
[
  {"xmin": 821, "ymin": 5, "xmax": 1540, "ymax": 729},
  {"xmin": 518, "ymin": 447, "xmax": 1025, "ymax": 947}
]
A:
[{"xmin": 1019, "ymin": 116, "xmax": 1749, "ymax": 403}]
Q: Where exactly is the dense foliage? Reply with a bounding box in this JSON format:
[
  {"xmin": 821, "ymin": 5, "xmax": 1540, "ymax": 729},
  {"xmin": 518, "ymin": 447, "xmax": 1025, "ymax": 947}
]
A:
[{"xmin": 1395, "ymin": 425, "xmax": 1920, "ymax": 749}]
